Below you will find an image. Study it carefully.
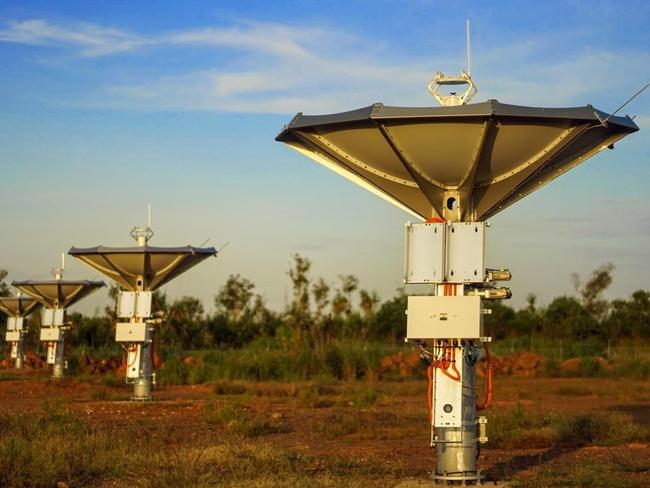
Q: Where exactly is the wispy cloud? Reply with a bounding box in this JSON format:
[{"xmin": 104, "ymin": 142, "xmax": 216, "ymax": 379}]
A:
[
  {"xmin": 1, "ymin": 18, "xmax": 648, "ymax": 114},
  {"xmin": 165, "ymin": 24, "xmax": 317, "ymax": 58},
  {"xmin": 0, "ymin": 19, "xmax": 148, "ymax": 56}
]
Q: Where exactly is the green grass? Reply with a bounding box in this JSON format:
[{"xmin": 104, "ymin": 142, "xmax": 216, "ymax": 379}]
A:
[
  {"xmin": 338, "ymin": 385, "xmax": 380, "ymax": 408},
  {"xmin": 487, "ymin": 404, "xmax": 650, "ymax": 450},
  {"xmin": 0, "ymin": 401, "xmax": 407, "ymax": 487},
  {"xmin": 0, "ymin": 372, "xmax": 21, "ymax": 382},
  {"xmin": 0, "ymin": 402, "xmax": 134, "ymax": 487},
  {"xmin": 554, "ymin": 385, "xmax": 593, "ymax": 396},
  {"xmin": 514, "ymin": 462, "xmax": 644, "ymax": 488},
  {"xmin": 555, "ymin": 412, "xmax": 649, "ymax": 447},
  {"xmin": 312, "ymin": 410, "xmax": 367, "ymax": 439},
  {"xmin": 204, "ymin": 399, "xmax": 291, "ymax": 437},
  {"xmin": 155, "ymin": 340, "xmax": 401, "ymax": 385},
  {"xmin": 65, "ymin": 339, "xmax": 650, "ymax": 387}
]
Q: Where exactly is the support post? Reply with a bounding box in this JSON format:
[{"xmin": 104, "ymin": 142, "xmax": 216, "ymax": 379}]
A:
[
  {"xmin": 116, "ymin": 290, "xmax": 155, "ymax": 401},
  {"xmin": 131, "ymin": 323, "xmax": 154, "ymax": 401},
  {"xmin": 433, "ymin": 341, "xmax": 482, "ymax": 484},
  {"xmin": 14, "ymin": 333, "xmax": 24, "ymax": 369},
  {"xmin": 40, "ymin": 308, "xmax": 67, "ymax": 380},
  {"xmin": 404, "ymin": 221, "xmax": 508, "ymax": 485},
  {"xmin": 52, "ymin": 336, "xmax": 65, "ymax": 380}
]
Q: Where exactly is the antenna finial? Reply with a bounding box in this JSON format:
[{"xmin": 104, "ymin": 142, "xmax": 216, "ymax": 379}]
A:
[
  {"xmin": 52, "ymin": 253, "xmax": 65, "ymax": 280},
  {"xmin": 427, "ymin": 19, "xmax": 478, "ymax": 106},
  {"xmin": 131, "ymin": 203, "xmax": 154, "ymax": 246}
]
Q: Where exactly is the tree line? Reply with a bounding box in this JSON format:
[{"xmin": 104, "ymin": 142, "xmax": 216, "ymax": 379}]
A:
[
  {"xmin": 484, "ymin": 263, "xmax": 650, "ymax": 345},
  {"xmin": 1, "ymin": 259, "xmax": 648, "ymax": 355}
]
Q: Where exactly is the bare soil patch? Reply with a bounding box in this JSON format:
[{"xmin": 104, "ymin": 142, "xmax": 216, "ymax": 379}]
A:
[{"xmin": 1, "ymin": 370, "xmax": 648, "ymax": 487}]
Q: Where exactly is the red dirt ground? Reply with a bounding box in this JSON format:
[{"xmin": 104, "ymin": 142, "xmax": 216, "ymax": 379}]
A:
[{"xmin": 1, "ymin": 369, "xmax": 648, "ymax": 486}]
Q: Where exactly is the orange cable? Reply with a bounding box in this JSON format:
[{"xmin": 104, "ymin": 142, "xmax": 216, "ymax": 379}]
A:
[
  {"xmin": 427, "ymin": 363, "xmax": 434, "ymax": 424},
  {"xmin": 476, "ymin": 343, "xmax": 493, "ymax": 411}
]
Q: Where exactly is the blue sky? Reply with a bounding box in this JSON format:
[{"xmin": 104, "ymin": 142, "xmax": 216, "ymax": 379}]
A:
[{"xmin": 0, "ymin": 0, "xmax": 648, "ymax": 315}]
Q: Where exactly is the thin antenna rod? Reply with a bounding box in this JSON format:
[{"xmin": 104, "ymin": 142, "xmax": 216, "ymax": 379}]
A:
[
  {"xmin": 602, "ymin": 82, "xmax": 649, "ymax": 125},
  {"xmin": 466, "ymin": 19, "xmax": 471, "ymax": 76},
  {"xmin": 61, "ymin": 253, "xmax": 65, "ymax": 271}
]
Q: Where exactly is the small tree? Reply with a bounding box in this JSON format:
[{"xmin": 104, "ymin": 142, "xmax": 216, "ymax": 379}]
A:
[
  {"xmin": 286, "ymin": 254, "xmax": 312, "ymax": 337},
  {"xmin": 571, "ymin": 262, "xmax": 614, "ymax": 323},
  {"xmin": 607, "ymin": 290, "xmax": 650, "ymax": 342},
  {"xmin": 312, "ymin": 278, "xmax": 330, "ymax": 323},
  {"xmin": 104, "ymin": 284, "xmax": 120, "ymax": 323},
  {"xmin": 359, "ymin": 289, "xmax": 380, "ymax": 342},
  {"xmin": 0, "ymin": 269, "xmax": 10, "ymax": 330},
  {"xmin": 166, "ymin": 296, "xmax": 206, "ymax": 349},
  {"xmin": 331, "ymin": 289, "xmax": 348, "ymax": 320},
  {"xmin": 373, "ymin": 288, "xmax": 407, "ymax": 343},
  {"xmin": 0, "ymin": 269, "xmax": 11, "ymax": 297},
  {"xmin": 331, "ymin": 274, "xmax": 359, "ymax": 321},
  {"xmin": 483, "ymin": 301, "xmax": 516, "ymax": 340},
  {"xmin": 214, "ymin": 274, "xmax": 255, "ymax": 323},
  {"xmin": 310, "ymin": 278, "xmax": 331, "ymax": 349},
  {"xmin": 544, "ymin": 296, "xmax": 596, "ymax": 340},
  {"xmin": 287, "ymin": 254, "xmax": 311, "ymax": 318},
  {"xmin": 340, "ymin": 275, "xmax": 359, "ymax": 315}
]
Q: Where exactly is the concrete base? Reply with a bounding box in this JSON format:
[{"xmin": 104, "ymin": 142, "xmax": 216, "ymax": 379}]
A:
[{"xmin": 15, "ymin": 356, "xmax": 23, "ymax": 369}]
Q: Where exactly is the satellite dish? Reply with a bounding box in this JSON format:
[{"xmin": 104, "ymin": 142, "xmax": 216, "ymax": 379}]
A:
[
  {"xmin": 12, "ymin": 280, "xmax": 105, "ymax": 309},
  {"xmin": 0, "ymin": 296, "xmax": 42, "ymax": 369},
  {"xmin": 12, "ymin": 264, "xmax": 104, "ymax": 379},
  {"xmin": 69, "ymin": 219, "xmax": 218, "ymax": 401},
  {"xmin": 276, "ymin": 21, "xmax": 641, "ymax": 485},
  {"xmin": 0, "ymin": 296, "xmax": 42, "ymax": 317},
  {"xmin": 68, "ymin": 245, "xmax": 217, "ymax": 291},
  {"xmin": 276, "ymin": 101, "xmax": 638, "ymax": 222}
]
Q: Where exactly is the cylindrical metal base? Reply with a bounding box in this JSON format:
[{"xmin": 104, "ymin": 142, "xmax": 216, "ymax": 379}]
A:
[
  {"xmin": 15, "ymin": 338, "xmax": 24, "ymax": 369},
  {"xmin": 435, "ymin": 428, "xmax": 481, "ymax": 478},
  {"xmin": 432, "ymin": 471, "xmax": 484, "ymax": 485},
  {"xmin": 51, "ymin": 337, "xmax": 66, "ymax": 379},
  {"xmin": 52, "ymin": 362, "xmax": 65, "ymax": 380},
  {"xmin": 434, "ymin": 343, "xmax": 481, "ymax": 484},
  {"xmin": 132, "ymin": 377, "xmax": 152, "ymax": 401}
]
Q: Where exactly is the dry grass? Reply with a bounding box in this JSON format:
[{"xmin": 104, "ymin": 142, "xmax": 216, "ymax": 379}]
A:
[
  {"xmin": 487, "ymin": 403, "xmax": 649, "ymax": 450},
  {"xmin": 0, "ymin": 376, "xmax": 648, "ymax": 487},
  {"xmin": 513, "ymin": 461, "xmax": 647, "ymax": 488},
  {"xmin": 0, "ymin": 401, "xmax": 406, "ymax": 488}
]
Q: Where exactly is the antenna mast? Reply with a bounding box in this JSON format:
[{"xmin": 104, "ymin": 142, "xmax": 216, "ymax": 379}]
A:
[
  {"xmin": 131, "ymin": 203, "xmax": 154, "ymax": 246},
  {"xmin": 52, "ymin": 253, "xmax": 65, "ymax": 280},
  {"xmin": 427, "ymin": 19, "xmax": 477, "ymax": 106},
  {"xmin": 466, "ymin": 18, "xmax": 471, "ymax": 76}
]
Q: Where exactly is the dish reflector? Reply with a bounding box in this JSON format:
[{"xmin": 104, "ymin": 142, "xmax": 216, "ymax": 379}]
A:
[
  {"xmin": 12, "ymin": 280, "xmax": 105, "ymax": 309},
  {"xmin": 0, "ymin": 296, "xmax": 41, "ymax": 317},
  {"xmin": 68, "ymin": 245, "xmax": 217, "ymax": 291},
  {"xmin": 276, "ymin": 100, "xmax": 638, "ymax": 221}
]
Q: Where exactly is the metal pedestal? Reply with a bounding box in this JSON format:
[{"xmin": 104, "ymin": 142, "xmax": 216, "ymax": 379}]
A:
[
  {"xmin": 433, "ymin": 343, "xmax": 482, "ymax": 484},
  {"xmin": 52, "ymin": 338, "xmax": 65, "ymax": 380},
  {"xmin": 14, "ymin": 337, "xmax": 24, "ymax": 369},
  {"xmin": 52, "ymin": 363, "xmax": 64, "ymax": 380},
  {"xmin": 131, "ymin": 340, "xmax": 153, "ymax": 401},
  {"xmin": 132, "ymin": 377, "xmax": 152, "ymax": 401}
]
